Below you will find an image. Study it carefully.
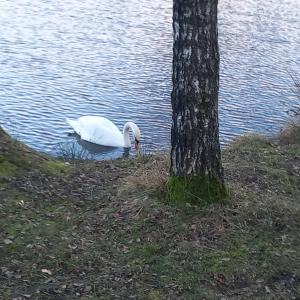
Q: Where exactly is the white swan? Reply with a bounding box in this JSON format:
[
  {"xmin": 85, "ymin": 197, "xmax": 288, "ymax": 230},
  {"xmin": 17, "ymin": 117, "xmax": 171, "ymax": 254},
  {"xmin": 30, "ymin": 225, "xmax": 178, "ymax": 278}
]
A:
[{"xmin": 66, "ymin": 116, "xmax": 141, "ymax": 149}]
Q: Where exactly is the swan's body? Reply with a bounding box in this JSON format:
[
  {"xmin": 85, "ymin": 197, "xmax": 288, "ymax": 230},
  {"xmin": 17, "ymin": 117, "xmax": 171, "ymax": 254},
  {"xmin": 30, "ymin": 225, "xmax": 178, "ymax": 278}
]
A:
[{"xmin": 66, "ymin": 116, "xmax": 141, "ymax": 148}]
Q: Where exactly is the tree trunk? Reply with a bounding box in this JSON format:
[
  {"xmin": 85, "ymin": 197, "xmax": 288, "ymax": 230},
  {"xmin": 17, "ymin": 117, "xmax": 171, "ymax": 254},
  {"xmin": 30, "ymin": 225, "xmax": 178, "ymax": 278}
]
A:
[{"xmin": 168, "ymin": 0, "xmax": 227, "ymax": 205}]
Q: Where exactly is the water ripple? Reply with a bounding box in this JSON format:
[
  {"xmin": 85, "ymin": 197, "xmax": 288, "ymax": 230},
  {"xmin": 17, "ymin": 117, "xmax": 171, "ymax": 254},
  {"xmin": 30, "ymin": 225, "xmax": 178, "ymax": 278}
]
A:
[{"xmin": 0, "ymin": 0, "xmax": 299, "ymax": 159}]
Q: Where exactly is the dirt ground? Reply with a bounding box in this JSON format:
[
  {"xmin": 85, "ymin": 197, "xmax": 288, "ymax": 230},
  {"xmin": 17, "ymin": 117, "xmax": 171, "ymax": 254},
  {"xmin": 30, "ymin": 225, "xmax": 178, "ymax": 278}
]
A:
[{"xmin": 0, "ymin": 127, "xmax": 299, "ymax": 299}]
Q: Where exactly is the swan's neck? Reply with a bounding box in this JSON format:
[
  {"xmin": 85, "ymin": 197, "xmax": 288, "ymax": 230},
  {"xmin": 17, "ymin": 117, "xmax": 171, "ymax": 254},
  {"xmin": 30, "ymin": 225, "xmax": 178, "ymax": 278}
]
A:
[
  {"xmin": 123, "ymin": 122, "xmax": 140, "ymax": 148},
  {"xmin": 123, "ymin": 122, "xmax": 132, "ymax": 148}
]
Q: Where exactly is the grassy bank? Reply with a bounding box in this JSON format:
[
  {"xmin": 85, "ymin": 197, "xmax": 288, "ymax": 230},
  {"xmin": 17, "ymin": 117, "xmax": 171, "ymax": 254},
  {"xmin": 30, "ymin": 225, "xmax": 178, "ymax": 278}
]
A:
[{"xmin": 0, "ymin": 126, "xmax": 299, "ymax": 299}]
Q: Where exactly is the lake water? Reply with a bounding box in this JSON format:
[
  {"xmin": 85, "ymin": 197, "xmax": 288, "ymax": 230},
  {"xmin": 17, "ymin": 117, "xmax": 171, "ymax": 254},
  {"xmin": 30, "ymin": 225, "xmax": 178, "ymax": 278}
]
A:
[{"xmin": 0, "ymin": 0, "xmax": 299, "ymax": 159}]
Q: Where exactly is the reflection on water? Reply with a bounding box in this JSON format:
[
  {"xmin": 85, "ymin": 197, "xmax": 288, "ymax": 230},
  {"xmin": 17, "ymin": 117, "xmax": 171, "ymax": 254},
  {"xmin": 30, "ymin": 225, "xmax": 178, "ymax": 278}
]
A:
[
  {"xmin": 0, "ymin": 0, "xmax": 299, "ymax": 159},
  {"xmin": 56, "ymin": 133, "xmax": 131, "ymax": 160}
]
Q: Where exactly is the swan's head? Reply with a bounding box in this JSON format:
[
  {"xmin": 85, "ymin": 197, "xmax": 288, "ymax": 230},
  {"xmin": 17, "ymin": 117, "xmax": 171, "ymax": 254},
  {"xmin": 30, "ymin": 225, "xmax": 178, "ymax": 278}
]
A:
[
  {"xmin": 134, "ymin": 129, "xmax": 141, "ymax": 150},
  {"xmin": 132, "ymin": 124, "xmax": 141, "ymax": 150},
  {"xmin": 123, "ymin": 122, "xmax": 141, "ymax": 150}
]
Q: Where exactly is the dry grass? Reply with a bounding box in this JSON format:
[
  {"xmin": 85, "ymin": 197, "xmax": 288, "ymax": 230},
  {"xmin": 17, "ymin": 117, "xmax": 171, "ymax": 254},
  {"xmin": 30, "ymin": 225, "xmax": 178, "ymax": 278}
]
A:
[
  {"xmin": 276, "ymin": 120, "xmax": 300, "ymax": 145},
  {"xmin": 277, "ymin": 75, "xmax": 300, "ymax": 144},
  {"xmin": 125, "ymin": 154, "xmax": 169, "ymax": 191},
  {"xmin": 288, "ymin": 74, "xmax": 300, "ymax": 116}
]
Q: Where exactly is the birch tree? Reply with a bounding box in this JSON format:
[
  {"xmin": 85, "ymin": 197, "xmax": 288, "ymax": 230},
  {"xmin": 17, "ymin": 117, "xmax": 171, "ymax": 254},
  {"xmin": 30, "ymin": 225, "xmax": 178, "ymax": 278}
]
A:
[{"xmin": 168, "ymin": 0, "xmax": 227, "ymax": 204}]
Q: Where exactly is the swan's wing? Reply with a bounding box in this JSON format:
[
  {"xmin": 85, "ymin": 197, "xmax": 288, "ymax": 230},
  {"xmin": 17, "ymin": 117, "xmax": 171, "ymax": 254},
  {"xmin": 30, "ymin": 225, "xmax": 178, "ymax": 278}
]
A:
[
  {"xmin": 76, "ymin": 116, "xmax": 124, "ymax": 147},
  {"xmin": 79, "ymin": 116, "xmax": 120, "ymax": 132}
]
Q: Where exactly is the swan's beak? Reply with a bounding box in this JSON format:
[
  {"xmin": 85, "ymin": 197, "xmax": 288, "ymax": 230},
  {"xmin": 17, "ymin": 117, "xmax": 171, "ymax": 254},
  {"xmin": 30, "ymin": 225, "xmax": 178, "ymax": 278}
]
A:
[{"xmin": 134, "ymin": 139, "xmax": 140, "ymax": 150}]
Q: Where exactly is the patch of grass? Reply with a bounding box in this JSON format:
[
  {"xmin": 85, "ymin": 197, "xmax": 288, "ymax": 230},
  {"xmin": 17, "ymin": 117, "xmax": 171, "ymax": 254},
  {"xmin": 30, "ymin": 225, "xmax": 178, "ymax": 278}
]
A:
[
  {"xmin": 42, "ymin": 160, "xmax": 70, "ymax": 176},
  {"xmin": 140, "ymin": 243, "xmax": 162, "ymax": 259},
  {"xmin": 0, "ymin": 190, "xmax": 85, "ymax": 298},
  {"xmin": 277, "ymin": 121, "xmax": 300, "ymax": 145},
  {"xmin": 198, "ymin": 246, "xmax": 249, "ymax": 274},
  {"xmin": 229, "ymin": 133, "xmax": 272, "ymax": 150},
  {"xmin": 0, "ymin": 126, "xmax": 69, "ymax": 178},
  {"xmin": 0, "ymin": 152, "xmax": 34, "ymax": 177},
  {"xmin": 144, "ymin": 290, "xmax": 166, "ymax": 300},
  {"xmin": 0, "ymin": 159, "xmax": 18, "ymax": 177}
]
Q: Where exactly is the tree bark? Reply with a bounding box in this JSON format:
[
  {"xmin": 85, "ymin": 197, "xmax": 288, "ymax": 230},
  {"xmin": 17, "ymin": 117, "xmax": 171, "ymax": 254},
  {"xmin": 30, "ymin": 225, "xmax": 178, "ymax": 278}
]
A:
[{"xmin": 168, "ymin": 0, "xmax": 226, "ymax": 205}]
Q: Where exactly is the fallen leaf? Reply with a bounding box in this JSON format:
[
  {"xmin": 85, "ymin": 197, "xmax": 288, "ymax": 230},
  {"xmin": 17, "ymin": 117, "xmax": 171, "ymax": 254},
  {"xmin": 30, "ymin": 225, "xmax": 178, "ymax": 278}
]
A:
[
  {"xmin": 68, "ymin": 244, "xmax": 77, "ymax": 249},
  {"xmin": 3, "ymin": 239, "xmax": 13, "ymax": 245},
  {"xmin": 265, "ymin": 286, "xmax": 271, "ymax": 293},
  {"xmin": 85, "ymin": 286, "xmax": 92, "ymax": 292},
  {"xmin": 41, "ymin": 269, "xmax": 52, "ymax": 275},
  {"xmin": 221, "ymin": 257, "xmax": 230, "ymax": 262}
]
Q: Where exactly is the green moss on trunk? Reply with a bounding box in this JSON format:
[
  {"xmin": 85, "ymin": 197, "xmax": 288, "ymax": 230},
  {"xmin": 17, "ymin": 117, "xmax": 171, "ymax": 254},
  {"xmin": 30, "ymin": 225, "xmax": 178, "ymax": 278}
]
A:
[{"xmin": 167, "ymin": 175, "xmax": 228, "ymax": 206}]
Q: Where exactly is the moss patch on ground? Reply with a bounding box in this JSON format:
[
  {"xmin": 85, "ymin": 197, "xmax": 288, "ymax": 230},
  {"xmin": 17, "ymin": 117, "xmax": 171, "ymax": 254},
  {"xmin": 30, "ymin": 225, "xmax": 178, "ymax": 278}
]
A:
[
  {"xmin": 168, "ymin": 174, "xmax": 228, "ymax": 205},
  {"xmin": 0, "ymin": 128, "xmax": 299, "ymax": 299}
]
